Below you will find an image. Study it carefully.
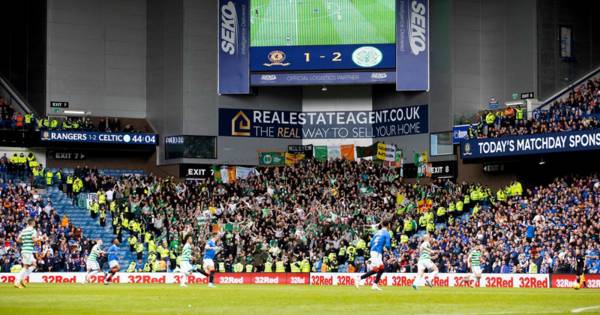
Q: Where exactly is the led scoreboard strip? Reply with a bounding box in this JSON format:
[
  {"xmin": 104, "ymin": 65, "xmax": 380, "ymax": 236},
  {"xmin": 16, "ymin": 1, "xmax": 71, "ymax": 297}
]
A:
[
  {"xmin": 40, "ymin": 130, "xmax": 157, "ymax": 145},
  {"xmin": 250, "ymin": 44, "xmax": 396, "ymax": 72}
]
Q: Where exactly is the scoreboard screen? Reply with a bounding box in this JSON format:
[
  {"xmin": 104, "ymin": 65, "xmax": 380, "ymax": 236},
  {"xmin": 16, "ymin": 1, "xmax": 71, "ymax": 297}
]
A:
[
  {"xmin": 249, "ymin": 0, "xmax": 395, "ymax": 72},
  {"xmin": 218, "ymin": 0, "xmax": 429, "ymax": 93},
  {"xmin": 165, "ymin": 136, "xmax": 217, "ymax": 160}
]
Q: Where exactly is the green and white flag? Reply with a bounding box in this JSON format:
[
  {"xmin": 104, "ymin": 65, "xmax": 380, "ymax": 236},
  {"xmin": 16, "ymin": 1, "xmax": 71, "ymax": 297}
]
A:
[
  {"xmin": 258, "ymin": 152, "xmax": 285, "ymax": 166},
  {"xmin": 314, "ymin": 146, "xmax": 328, "ymax": 162}
]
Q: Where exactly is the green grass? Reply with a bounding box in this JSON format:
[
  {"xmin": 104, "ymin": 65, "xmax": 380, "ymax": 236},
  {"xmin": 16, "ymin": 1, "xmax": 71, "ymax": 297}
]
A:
[
  {"xmin": 250, "ymin": 0, "xmax": 395, "ymax": 46},
  {"xmin": 1, "ymin": 284, "xmax": 600, "ymax": 315}
]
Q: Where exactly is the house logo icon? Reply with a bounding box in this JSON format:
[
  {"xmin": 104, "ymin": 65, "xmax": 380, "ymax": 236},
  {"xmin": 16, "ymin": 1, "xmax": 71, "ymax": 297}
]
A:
[{"xmin": 231, "ymin": 110, "xmax": 251, "ymax": 136}]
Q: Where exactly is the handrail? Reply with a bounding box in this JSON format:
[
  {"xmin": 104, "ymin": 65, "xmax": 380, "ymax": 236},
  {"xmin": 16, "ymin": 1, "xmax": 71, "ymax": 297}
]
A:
[
  {"xmin": 0, "ymin": 72, "xmax": 35, "ymax": 115},
  {"xmin": 538, "ymin": 65, "xmax": 600, "ymax": 109}
]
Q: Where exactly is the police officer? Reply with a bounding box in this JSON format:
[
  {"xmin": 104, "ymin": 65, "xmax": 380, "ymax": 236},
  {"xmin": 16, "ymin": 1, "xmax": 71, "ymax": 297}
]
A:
[
  {"xmin": 128, "ymin": 234, "xmax": 137, "ymax": 252},
  {"xmin": 24, "ymin": 112, "xmax": 33, "ymax": 129},
  {"xmin": 456, "ymin": 198, "xmax": 464, "ymax": 215},
  {"xmin": 127, "ymin": 261, "xmax": 137, "ymax": 273},
  {"xmin": 516, "ymin": 106, "xmax": 524, "ymax": 122},
  {"xmin": 464, "ymin": 192, "xmax": 471, "ymax": 213},
  {"xmin": 55, "ymin": 168, "xmax": 63, "ymax": 187},
  {"xmin": 66, "ymin": 174, "xmax": 74, "ymax": 197},
  {"xmin": 264, "ymin": 257, "xmax": 273, "ymax": 272},
  {"xmin": 300, "ymin": 256, "xmax": 311, "ymax": 273},
  {"xmin": 45, "ymin": 168, "xmax": 54, "ymax": 186},
  {"xmin": 99, "ymin": 208, "xmax": 107, "ymax": 226},
  {"xmin": 245, "ymin": 261, "xmax": 254, "ymax": 273},
  {"xmin": 143, "ymin": 261, "xmax": 151, "ymax": 272},
  {"xmin": 275, "ymin": 258, "xmax": 285, "ymax": 273},
  {"xmin": 234, "ymin": 260, "xmax": 244, "ymax": 273},
  {"xmin": 135, "ymin": 241, "xmax": 144, "ymax": 262},
  {"xmin": 289, "ymin": 256, "xmax": 301, "ymax": 273},
  {"xmin": 90, "ymin": 201, "xmax": 99, "ymax": 219},
  {"xmin": 436, "ymin": 205, "xmax": 446, "ymax": 223}
]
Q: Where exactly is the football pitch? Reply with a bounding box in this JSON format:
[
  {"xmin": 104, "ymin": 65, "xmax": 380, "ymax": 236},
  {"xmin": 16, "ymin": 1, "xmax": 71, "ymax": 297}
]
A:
[
  {"xmin": 250, "ymin": 0, "xmax": 395, "ymax": 46},
  {"xmin": 1, "ymin": 285, "xmax": 600, "ymax": 315}
]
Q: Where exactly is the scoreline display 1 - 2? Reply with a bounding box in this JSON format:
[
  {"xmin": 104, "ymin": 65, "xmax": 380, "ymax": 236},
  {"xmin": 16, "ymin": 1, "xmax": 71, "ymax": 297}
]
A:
[{"xmin": 218, "ymin": 0, "xmax": 429, "ymax": 93}]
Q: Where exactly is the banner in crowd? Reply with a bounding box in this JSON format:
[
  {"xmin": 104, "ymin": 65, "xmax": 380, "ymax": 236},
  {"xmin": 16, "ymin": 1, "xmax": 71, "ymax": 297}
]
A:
[
  {"xmin": 285, "ymin": 153, "xmax": 305, "ymax": 166},
  {"xmin": 213, "ymin": 165, "xmax": 258, "ymax": 183},
  {"xmin": 376, "ymin": 143, "xmax": 387, "ymax": 160},
  {"xmin": 258, "ymin": 152, "xmax": 285, "ymax": 166},
  {"xmin": 314, "ymin": 146, "xmax": 328, "ymax": 162},
  {"xmin": 217, "ymin": 0, "xmax": 250, "ymax": 94},
  {"xmin": 219, "ymin": 105, "xmax": 428, "ymax": 139},
  {"xmin": 288, "ymin": 145, "xmax": 313, "ymax": 159},
  {"xmin": 376, "ymin": 143, "xmax": 400, "ymax": 163},
  {"xmin": 340, "ymin": 144, "xmax": 355, "ymax": 161},
  {"xmin": 383, "ymin": 150, "xmax": 403, "ymax": 168},
  {"xmin": 396, "ymin": 0, "xmax": 429, "ymax": 91},
  {"xmin": 236, "ymin": 166, "xmax": 258, "ymax": 179},
  {"xmin": 259, "ymin": 144, "xmax": 401, "ymax": 164},
  {"xmin": 327, "ymin": 146, "xmax": 341, "ymax": 160},
  {"xmin": 461, "ymin": 129, "xmax": 600, "ymax": 159},
  {"xmin": 220, "ymin": 166, "xmax": 236, "ymax": 183},
  {"xmin": 356, "ymin": 143, "xmax": 378, "ymax": 158},
  {"xmin": 40, "ymin": 131, "xmax": 157, "ymax": 145}
]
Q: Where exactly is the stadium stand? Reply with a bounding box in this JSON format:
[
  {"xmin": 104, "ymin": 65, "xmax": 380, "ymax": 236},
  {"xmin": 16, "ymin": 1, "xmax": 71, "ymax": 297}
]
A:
[
  {"xmin": 0, "ymin": 180, "xmax": 91, "ymax": 272},
  {"xmin": 468, "ymin": 77, "xmax": 600, "ymax": 139},
  {"xmin": 11, "ymin": 158, "xmax": 593, "ymax": 275},
  {"xmin": 0, "ymin": 158, "xmax": 147, "ymax": 271},
  {"xmin": 2, "ymin": 0, "xmax": 600, "ymax": 313},
  {"xmin": 0, "ymin": 96, "xmax": 149, "ymax": 133}
]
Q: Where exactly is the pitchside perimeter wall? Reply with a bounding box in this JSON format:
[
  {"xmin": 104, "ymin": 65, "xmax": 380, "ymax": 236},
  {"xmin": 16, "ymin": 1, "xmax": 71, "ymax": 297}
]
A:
[{"xmin": 0, "ymin": 273, "xmax": 598, "ymax": 288}]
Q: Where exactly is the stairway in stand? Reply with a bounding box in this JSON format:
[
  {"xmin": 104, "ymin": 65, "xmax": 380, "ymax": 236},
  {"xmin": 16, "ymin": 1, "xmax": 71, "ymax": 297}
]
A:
[{"xmin": 45, "ymin": 186, "xmax": 140, "ymax": 268}]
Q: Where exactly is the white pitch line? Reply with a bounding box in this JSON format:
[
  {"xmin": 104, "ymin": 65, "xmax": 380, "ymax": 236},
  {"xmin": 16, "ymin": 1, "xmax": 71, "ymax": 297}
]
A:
[{"xmin": 572, "ymin": 305, "xmax": 600, "ymax": 313}]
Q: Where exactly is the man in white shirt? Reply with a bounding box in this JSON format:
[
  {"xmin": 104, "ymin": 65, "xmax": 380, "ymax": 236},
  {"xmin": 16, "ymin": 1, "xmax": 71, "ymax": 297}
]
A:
[{"xmin": 106, "ymin": 189, "xmax": 114, "ymax": 202}]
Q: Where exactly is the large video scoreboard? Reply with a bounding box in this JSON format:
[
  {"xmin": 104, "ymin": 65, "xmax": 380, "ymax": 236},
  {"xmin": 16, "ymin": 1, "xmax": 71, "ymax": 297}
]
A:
[{"xmin": 218, "ymin": 0, "xmax": 429, "ymax": 94}]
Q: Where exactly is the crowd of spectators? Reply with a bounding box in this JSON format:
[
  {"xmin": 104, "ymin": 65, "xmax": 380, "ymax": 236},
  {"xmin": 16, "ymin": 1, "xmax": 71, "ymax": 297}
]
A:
[
  {"xmin": 0, "ymin": 97, "xmax": 137, "ymax": 132},
  {"xmin": 61, "ymin": 159, "xmax": 598, "ymax": 275},
  {"xmin": 469, "ymin": 77, "xmax": 600, "ymax": 139},
  {"xmin": 403, "ymin": 175, "xmax": 600, "ymax": 275},
  {"xmin": 0, "ymin": 155, "xmax": 597, "ymax": 274},
  {"xmin": 0, "ymin": 179, "xmax": 91, "ymax": 272}
]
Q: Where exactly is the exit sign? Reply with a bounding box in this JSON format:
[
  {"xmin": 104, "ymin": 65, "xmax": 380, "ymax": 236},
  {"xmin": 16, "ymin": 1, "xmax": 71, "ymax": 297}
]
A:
[
  {"xmin": 520, "ymin": 92, "xmax": 535, "ymax": 100},
  {"xmin": 50, "ymin": 101, "xmax": 69, "ymax": 108}
]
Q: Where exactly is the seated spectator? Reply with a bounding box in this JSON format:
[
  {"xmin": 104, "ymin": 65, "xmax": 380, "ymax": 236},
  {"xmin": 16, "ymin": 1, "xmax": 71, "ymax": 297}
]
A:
[{"xmin": 469, "ymin": 77, "xmax": 600, "ymax": 139}]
